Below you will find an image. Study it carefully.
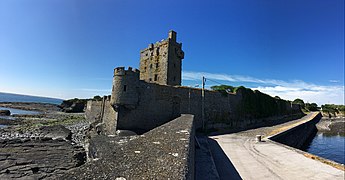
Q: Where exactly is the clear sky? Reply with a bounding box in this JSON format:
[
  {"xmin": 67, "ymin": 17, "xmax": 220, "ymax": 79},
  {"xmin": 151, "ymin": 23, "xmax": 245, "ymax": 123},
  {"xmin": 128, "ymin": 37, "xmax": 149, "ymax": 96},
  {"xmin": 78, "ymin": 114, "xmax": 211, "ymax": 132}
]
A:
[{"xmin": 0, "ymin": 0, "xmax": 344, "ymax": 105}]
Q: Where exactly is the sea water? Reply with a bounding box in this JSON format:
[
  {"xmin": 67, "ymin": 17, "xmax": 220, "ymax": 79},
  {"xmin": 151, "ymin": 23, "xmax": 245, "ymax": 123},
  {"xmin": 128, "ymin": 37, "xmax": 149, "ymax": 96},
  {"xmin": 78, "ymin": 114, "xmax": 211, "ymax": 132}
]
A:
[
  {"xmin": 0, "ymin": 92, "xmax": 63, "ymax": 105},
  {"xmin": 0, "ymin": 107, "xmax": 40, "ymax": 115},
  {"xmin": 305, "ymin": 133, "xmax": 345, "ymax": 165},
  {"xmin": 0, "ymin": 92, "xmax": 61, "ymax": 128}
]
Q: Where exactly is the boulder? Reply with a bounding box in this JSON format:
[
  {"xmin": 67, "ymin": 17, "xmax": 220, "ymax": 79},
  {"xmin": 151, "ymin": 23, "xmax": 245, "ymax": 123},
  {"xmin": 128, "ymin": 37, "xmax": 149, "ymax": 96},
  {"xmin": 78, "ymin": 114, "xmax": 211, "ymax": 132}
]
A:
[
  {"xmin": 40, "ymin": 125, "xmax": 72, "ymax": 140},
  {"xmin": 0, "ymin": 110, "xmax": 10, "ymax": 116},
  {"xmin": 64, "ymin": 102, "xmax": 85, "ymax": 113}
]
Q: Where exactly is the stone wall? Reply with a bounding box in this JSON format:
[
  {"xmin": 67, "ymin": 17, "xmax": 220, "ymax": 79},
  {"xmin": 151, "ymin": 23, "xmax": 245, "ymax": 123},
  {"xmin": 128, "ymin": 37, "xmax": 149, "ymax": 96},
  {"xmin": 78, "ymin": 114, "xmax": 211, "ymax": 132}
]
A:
[
  {"xmin": 87, "ymin": 77, "xmax": 302, "ymax": 134},
  {"xmin": 60, "ymin": 114, "xmax": 195, "ymax": 179},
  {"xmin": 114, "ymin": 80, "xmax": 301, "ymax": 133},
  {"xmin": 85, "ymin": 97, "xmax": 117, "ymax": 135},
  {"xmin": 85, "ymin": 100, "xmax": 102, "ymax": 124},
  {"xmin": 114, "ymin": 81, "xmax": 241, "ymax": 133},
  {"xmin": 269, "ymin": 112, "xmax": 322, "ymax": 149},
  {"xmin": 102, "ymin": 101, "xmax": 117, "ymax": 134}
]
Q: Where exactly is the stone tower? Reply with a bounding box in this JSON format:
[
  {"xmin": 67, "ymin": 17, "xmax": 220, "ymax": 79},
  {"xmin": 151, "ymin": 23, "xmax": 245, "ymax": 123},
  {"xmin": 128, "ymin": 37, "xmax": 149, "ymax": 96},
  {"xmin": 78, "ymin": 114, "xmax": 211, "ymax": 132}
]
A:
[
  {"xmin": 139, "ymin": 30, "xmax": 184, "ymax": 86},
  {"xmin": 110, "ymin": 67, "xmax": 140, "ymax": 109}
]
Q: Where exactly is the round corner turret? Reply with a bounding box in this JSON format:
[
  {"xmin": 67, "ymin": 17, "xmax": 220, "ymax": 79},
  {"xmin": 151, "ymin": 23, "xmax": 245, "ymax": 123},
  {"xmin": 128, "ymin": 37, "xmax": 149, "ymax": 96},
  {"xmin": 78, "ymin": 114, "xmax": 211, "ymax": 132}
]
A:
[
  {"xmin": 114, "ymin": 67, "xmax": 125, "ymax": 76},
  {"xmin": 110, "ymin": 67, "xmax": 140, "ymax": 108}
]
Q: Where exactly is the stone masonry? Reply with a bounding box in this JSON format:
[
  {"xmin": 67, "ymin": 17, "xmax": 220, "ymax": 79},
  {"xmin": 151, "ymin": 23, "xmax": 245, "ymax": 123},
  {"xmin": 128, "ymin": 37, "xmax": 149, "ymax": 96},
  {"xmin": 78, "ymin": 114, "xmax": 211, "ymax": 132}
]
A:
[
  {"xmin": 86, "ymin": 31, "xmax": 302, "ymax": 135},
  {"xmin": 139, "ymin": 30, "xmax": 184, "ymax": 86}
]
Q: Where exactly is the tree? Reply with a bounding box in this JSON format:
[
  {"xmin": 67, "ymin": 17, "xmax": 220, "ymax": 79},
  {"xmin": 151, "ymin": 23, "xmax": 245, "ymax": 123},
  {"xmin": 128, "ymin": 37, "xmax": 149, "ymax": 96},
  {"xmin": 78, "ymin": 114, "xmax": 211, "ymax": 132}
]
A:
[
  {"xmin": 211, "ymin": 85, "xmax": 235, "ymax": 95},
  {"xmin": 321, "ymin": 104, "xmax": 345, "ymax": 115},
  {"xmin": 292, "ymin": 98, "xmax": 305, "ymax": 109},
  {"xmin": 93, "ymin": 95, "xmax": 102, "ymax": 101},
  {"xmin": 305, "ymin": 103, "xmax": 318, "ymax": 111}
]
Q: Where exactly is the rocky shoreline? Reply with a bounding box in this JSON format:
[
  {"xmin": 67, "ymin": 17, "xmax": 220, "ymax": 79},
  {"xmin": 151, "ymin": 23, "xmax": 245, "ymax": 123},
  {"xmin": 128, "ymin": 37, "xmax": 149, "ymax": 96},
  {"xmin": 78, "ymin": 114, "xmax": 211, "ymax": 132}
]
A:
[
  {"xmin": 1, "ymin": 102, "xmax": 343, "ymax": 179},
  {"xmin": 0, "ymin": 102, "xmax": 89, "ymax": 144},
  {"xmin": 0, "ymin": 102, "xmax": 89, "ymax": 179},
  {"xmin": 0, "ymin": 138, "xmax": 86, "ymax": 179},
  {"xmin": 0, "ymin": 102, "xmax": 60, "ymax": 112},
  {"xmin": 316, "ymin": 117, "xmax": 345, "ymax": 136}
]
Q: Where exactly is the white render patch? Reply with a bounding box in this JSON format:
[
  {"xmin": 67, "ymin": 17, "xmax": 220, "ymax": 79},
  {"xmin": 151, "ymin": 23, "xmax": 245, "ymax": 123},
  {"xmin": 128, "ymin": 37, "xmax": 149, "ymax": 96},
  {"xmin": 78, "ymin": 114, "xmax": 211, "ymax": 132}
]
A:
[
  {"xmin": 115, "ymin": 177, "xmax": 126, "ymax": 180},
  {"xmin": 117, "ymin": 139, "xmax": 128, "ymax": 144},
  {"xmin": 169, "ymin": 153, "xmax": 179, "ymax": 157},
  {"xmin": 153, "ymin": 141, "xmax": 161, "ymax": 144},
  {"xmin": 134, "ymin": 151, "xmax": 141, "ymax": 154},
  {"xmin": 176, "ymin": 129, "xmax": 189, "ymax": 134}
]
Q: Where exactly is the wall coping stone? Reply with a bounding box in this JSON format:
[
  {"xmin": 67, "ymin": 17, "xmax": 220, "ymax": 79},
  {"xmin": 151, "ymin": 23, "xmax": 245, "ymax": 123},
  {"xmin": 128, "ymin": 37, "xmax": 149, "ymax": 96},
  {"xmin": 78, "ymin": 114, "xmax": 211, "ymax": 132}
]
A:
[{"xmin": 60, "ymin": 114, "xmax": 195, "ymax": 180}]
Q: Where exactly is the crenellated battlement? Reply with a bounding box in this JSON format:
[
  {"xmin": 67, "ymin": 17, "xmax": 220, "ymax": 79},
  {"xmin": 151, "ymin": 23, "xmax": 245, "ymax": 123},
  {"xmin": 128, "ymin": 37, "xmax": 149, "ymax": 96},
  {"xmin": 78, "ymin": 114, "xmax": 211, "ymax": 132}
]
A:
[
  {"xmin": 139, "ymin": 30, "xmax": 184, "ymax": 86},
  {"xmin": 114, "ymin": 66, "xmax": 140, "ymax": 77},
  {"xmin": 111, "ymin": 66, "xmax": 140, "ymax": 108}
]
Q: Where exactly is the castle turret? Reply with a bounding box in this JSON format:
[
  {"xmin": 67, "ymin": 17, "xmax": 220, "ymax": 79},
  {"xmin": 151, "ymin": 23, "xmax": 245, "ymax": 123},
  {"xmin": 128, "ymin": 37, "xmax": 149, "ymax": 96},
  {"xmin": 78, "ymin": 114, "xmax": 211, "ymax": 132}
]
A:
[
  {"xmin": 139, "ymin": 30, "xmax": 184, "ymax": 86},
  {"xmin": 168, "ymin": 30, "xmax": 176, "ymax": 42},
  {"xmin": 110, "ymin": 67, "xmax": 140, "ymax": 108}
]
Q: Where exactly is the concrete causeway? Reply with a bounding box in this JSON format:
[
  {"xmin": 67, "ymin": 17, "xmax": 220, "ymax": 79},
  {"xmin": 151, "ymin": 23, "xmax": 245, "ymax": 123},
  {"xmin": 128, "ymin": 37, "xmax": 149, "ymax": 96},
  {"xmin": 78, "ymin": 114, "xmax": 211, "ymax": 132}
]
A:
[{"xmin": 209, "ymin": 112, "xmax": 345, "ymax": 180}]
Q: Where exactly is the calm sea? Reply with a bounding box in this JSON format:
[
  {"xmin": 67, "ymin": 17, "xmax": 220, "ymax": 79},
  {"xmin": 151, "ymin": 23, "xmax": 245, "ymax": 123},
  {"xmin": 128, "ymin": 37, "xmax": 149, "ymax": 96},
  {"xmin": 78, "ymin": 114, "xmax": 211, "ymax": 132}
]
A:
[
  {"xmin": 0, "ymin": 92, "xmax": 63, "ymax": 105},
  {"xmin": 305, "ymin": 133, "xmax": 345, "ymax": 165}
]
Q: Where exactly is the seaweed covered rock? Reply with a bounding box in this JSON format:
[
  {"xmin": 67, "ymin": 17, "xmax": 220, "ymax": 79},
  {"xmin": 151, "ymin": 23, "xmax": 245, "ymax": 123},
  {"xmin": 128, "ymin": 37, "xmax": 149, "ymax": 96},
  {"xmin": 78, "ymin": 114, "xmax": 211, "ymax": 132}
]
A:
[
  {"xmin": 0, "ymin": 110, "xmax": 10, "ymax": 116},
  {"xmin": 58, "ymin": 98, "xmax": 87, "ymax": 113},
  {"xmin": 40, "ymin": 125, "xmax": 72, "ymax": 140}
]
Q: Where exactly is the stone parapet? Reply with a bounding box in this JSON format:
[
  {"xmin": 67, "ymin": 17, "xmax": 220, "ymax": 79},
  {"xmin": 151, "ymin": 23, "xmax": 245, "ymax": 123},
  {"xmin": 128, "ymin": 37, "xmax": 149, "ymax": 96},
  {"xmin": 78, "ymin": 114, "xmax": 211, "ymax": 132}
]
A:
[
  {"xmin": 268, "ymin": 112, "xmax": 322, "ymax": 149},
  {"xmin": 59, "ymin": 114, "xmax": 195, "ymax": 179}
]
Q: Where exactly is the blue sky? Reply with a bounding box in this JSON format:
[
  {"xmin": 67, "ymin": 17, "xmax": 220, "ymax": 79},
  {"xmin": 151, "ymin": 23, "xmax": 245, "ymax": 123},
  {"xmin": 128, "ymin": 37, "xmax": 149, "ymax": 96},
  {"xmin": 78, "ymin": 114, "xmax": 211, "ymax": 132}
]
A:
[{"xmin": 0, "ymin": 0, "xmax": 344, "ymax": 105}]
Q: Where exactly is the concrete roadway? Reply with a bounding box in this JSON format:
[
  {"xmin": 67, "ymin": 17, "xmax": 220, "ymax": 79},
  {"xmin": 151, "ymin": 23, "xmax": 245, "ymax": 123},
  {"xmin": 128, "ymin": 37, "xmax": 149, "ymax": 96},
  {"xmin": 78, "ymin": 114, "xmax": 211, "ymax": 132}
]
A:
[{"xmin": 209, "ymin": 113, "xmax": 345, "ymax": 180}]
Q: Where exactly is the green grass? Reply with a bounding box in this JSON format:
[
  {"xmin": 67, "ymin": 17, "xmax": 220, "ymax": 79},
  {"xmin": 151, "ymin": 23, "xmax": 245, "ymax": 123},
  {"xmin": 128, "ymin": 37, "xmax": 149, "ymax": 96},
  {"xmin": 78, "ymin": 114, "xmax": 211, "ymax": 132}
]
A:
[{"xmin": 14, "ymin": 114, "xmax": 86, "ymax": 132}]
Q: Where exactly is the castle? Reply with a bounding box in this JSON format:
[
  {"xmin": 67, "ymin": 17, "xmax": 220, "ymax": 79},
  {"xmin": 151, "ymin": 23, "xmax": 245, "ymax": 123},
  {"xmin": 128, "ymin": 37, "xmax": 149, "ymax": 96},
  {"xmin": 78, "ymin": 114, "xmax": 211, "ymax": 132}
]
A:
[
  {"xmin": 86, "ymin": 31, "xmax": 301, "ymax": 134},
  {"xmin": 139, "ymin": 30, "xmax": 184, "ymax": 86}
]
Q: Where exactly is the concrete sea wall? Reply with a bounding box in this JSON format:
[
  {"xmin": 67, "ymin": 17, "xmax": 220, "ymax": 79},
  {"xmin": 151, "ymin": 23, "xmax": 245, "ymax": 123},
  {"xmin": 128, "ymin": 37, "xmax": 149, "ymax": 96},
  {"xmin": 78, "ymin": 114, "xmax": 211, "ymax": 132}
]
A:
[{"xmin": 269, "ymin": 112, "xmax": 322, "ymax": 149}]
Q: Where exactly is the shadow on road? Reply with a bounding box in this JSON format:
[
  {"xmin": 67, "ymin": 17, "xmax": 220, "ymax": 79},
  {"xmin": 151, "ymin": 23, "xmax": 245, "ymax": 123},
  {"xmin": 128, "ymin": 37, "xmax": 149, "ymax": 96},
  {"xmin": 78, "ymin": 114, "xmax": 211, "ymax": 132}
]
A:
[{"xmin": 207, "ymin": 138, "xmax": 242, "ymax": 180}]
